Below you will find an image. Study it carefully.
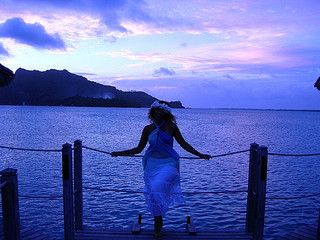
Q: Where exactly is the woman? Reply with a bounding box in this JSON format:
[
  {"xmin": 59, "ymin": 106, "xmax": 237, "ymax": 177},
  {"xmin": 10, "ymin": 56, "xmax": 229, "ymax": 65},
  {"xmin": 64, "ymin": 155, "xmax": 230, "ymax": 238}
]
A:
[{"xmin": 112, "ymin": 100, "xmax": 210, "ymax": 237}]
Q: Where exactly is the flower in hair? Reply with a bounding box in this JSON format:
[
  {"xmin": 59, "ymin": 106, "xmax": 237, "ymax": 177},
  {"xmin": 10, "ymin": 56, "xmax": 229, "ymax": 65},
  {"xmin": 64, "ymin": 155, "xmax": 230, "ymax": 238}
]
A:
[{"xmin": 151, "ymin": 101, "xmax": 172, "ymax": 113}]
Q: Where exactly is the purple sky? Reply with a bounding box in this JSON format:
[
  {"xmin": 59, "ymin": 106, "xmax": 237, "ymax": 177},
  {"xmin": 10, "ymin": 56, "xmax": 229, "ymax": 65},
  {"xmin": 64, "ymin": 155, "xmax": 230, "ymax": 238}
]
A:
[{"xmin": 0, "ymin": 0, "xmax": 319, "ymax": 109}]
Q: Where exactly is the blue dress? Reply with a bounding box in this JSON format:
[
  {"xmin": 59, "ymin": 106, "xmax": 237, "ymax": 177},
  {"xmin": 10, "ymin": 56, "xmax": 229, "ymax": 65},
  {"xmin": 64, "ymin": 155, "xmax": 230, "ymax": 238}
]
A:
[{"xmin": 143, "ymin": 121, "xmax": 186, "ymax": 217}]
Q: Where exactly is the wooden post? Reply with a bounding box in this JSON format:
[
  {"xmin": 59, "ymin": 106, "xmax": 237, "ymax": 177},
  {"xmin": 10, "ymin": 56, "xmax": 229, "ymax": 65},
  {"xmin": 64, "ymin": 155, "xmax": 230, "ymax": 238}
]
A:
[
  {"xmin": 186, "ymin": 216, "xmax": 197, "ymax": 236},
  {"xmin": 74, "ymin": 140, "xmax": 83, "ymax": 230},
  {"xmin": 317, "ymin": 208, "xmax": 320, "ymax": 240},
  {"xmin": 254, "ymin": 146, "xmax": 268, "ymax": 240},
  {"xmin": 246, "ymin": 144, "xmax": 268, "ymax": 240},
  {"xmin": 1, "ymin": 168, "xmax": 21, "ymax": 240},
  {"xmin": 132, "ymin": 214, "xmax": 142, "ymax": 235},
  {"xmin": 62, "ymin": 143, "xmax": 75, "ymax": 240},
  {"xmin": 246, "ymin": 142, "xmax": 259, "ymax": 232}
]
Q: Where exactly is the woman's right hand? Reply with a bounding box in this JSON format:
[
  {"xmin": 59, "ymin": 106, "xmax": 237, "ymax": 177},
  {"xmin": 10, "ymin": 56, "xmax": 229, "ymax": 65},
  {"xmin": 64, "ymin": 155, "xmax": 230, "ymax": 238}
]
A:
[
  {"xmin": 111, "ymin": 151, "xmax": 120, "ymax": 157},
  {"xmin": 199, "ymin": 153, "xmax": 211, "ymax": 160}
]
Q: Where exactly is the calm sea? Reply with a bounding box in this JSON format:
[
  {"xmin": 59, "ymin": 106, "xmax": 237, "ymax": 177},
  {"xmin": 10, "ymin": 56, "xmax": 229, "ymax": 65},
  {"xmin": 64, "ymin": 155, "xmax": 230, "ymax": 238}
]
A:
[{"xmin": 0, "ymin": 106, "xmax": 319, "ymax": 239}]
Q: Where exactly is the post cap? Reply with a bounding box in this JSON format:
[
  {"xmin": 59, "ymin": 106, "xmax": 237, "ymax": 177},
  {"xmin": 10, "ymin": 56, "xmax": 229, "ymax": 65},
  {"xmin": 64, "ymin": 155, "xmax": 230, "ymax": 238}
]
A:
[
  {"xmin": 74, "ymin": 140, "xmax": 82, "ymax": 145},
  {"xmin": 62, "ymin": 143, "xmax": 72, "ymax": 148},
  {"xmin": 0, "ymin": 168, "xmax": 17, "ymax": 176},
  {"xmin": 250, "ymin": 142, "xmax": 259, "ymax": 148},
  {"xmin": 258, "ymin": 145, "xmax": 268, "ymax": 150}
]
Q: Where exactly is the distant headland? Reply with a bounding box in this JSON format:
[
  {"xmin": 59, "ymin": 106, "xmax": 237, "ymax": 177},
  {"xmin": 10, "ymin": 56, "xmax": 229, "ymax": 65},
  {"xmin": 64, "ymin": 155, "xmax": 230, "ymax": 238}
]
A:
[{"xmin": 0, "ymin": 68, "xmax": 184, "ymax": 108}]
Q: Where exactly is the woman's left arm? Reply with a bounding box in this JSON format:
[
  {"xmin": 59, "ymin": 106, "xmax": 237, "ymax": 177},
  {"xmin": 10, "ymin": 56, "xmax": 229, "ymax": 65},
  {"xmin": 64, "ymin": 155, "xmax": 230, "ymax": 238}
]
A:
[{"xmin": 173, "ymin": 124, "xmax": 211, "ymax": 160}]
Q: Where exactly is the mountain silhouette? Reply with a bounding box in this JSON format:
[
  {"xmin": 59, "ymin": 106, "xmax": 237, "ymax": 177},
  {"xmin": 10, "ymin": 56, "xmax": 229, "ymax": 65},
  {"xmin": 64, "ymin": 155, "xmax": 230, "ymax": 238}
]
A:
[{"xmin": 0, "ymin": 68, "xmax": 183, "ymax": 108}]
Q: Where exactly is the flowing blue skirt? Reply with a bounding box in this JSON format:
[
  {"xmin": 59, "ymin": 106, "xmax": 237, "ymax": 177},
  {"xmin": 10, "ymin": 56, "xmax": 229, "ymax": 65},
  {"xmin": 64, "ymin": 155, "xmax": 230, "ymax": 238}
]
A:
[{"xmin": 143, "ymin": 155, "xmax": 185, "ymax": 217}]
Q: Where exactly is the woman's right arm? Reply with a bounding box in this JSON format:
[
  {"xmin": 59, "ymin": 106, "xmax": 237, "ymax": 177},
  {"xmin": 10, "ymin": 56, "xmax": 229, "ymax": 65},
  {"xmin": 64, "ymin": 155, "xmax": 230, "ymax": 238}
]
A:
[{"xmin": 111, "ymin": 126, "xmax": 149, "ymax": 157}]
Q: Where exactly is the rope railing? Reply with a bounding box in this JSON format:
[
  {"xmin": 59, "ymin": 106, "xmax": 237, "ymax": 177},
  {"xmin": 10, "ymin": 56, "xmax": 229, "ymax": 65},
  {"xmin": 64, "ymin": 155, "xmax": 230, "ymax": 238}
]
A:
[
  {"xmin": 0, "ymin": 141, "xmax": 319, "ymax": 240},
  {"xmin": 269, "ymin": 152, "xmax": 320, "ymax": 157},
  {"xmin": 83, "ymin": 186, "xmax": 320, "ymax": 199},
  {"xmin": 266, "ymin": 192, "xmax": 320, "ymax": 200},
  {"xmin": 18, "ymin": 189, "xmax": 77, "ymax": 199},
  {"xmin": 82, "ymin": 145, "xmax": 250, "ymax": 159},
  {"xmin": 16, "ymin": 188, "xmax": 250, "ymax": 198},
  {"xmin": 1, "ymin": 143, "xmax": 319, "ymax": 158},
  {"xmin": 19, "ymin": 194, "xmax": 63, "ymax": 199},
  {"xmin": 0, "ymin": 145, "xmax": 61, "ymax": 152},
  {"xmin": 83, "ymin": 186, "xmax": 248, "ymax": 195},
  {"xmin": 1, "ymin": 143, "xmax": 319, "ymax": 201}
]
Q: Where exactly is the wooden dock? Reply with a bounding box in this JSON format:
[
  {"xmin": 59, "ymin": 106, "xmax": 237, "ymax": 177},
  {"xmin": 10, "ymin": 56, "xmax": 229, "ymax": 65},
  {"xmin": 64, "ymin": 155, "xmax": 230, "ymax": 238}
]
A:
[
  {"xmin": 75, "ymin": 228, "xmax": 253, "ymax": 239},
  {"xmin": 1, "ymin": 141, "xmax": 319, "ymax": 240},
  {"xmin": 0, "ymin": 218, "xmax": 55, "ymax": 240},
  {"xmin": 274, "ymin": 223, "xmax": 319, "ymax": 240}
]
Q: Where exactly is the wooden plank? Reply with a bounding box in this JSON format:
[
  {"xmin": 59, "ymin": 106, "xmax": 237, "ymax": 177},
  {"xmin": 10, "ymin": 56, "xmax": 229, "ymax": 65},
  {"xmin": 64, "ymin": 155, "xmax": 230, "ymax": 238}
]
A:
[
  {"xmin": 20, "ymin": 228, "xmax": 38, "ymax": 238},
  {"xmin": 186, "ymin": 216, "xmax": 196, "ymax": 236},
  {"xmin": 1, "ymin": 168, "xmax": 21, "ymax": 240},
  {"xmin": 22, "ymin": 231, "xmax": 46, "ymax": 240},
  {"xmin": 75, "ymin": 228, "xmax": 252, "ymax": 240},
  {"xmin": 77, "ymin": 228, "xmax": 250, "ymax": 235},
  {"xmin": 76, "ymin": 234, "xmax": 252, "ymax": 240},
  {"xmin": 286, "ymin": 231, "xmax": 313, "ymax": 239},
  {"xmin": 0, "ymin": 218, "xmax": 55, "ymax": 240},
  {"xmin": 297, "ymin": 227, "xmax": 317, "ymax": 239},
  {"xmin": 277, "ymin": 235, "xmax": 300, "ymax": 240},
  {"xmin": 132, "ymin": 214, "xmax": 142, "ymax": 235},
  {"xmin": 277, "ymin": 223, "xmax": 318, "ymax": 240}
]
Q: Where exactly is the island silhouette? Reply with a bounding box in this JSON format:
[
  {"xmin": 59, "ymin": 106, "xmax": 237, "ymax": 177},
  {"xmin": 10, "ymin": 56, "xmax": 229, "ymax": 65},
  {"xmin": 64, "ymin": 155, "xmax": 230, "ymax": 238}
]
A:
[{"xmin": 0, "ymin": 68, "xmax": 183, "ymax": 108}]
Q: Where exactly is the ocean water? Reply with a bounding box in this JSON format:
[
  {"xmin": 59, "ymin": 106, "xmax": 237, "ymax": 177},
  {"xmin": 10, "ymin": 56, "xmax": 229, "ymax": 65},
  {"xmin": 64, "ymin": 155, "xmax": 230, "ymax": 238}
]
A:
[{"xmin": 0, "ymin": 105, "xmax": 319, "ymax": 239}]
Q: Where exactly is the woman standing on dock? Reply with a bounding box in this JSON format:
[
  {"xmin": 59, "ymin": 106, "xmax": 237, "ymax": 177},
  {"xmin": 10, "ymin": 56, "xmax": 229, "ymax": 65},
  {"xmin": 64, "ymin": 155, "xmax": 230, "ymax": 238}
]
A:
[{"xmin": 112, "ymin": 100, "xmax": 210, "ymax": 237}]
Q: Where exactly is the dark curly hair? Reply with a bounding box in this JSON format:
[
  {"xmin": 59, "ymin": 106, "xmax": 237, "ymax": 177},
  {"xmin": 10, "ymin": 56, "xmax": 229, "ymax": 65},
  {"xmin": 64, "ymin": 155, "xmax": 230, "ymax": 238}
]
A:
[{"xmin": 148, "ymin": 100, "xmax": 176, "ymax": 124}]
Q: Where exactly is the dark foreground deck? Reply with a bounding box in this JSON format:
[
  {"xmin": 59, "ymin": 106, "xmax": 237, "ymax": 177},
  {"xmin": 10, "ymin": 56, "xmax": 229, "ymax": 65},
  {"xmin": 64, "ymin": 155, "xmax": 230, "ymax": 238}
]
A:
[
  {"xmin": 0, "ymin": 219, "xmax": 55, "ymax": 240},
  {"xmin": 274, "ymin": 223, "xmax": 319, "ymax": 240},
  {"xmin": 75, "ymin": 228, "xmax": 253, "ymax": 240}
]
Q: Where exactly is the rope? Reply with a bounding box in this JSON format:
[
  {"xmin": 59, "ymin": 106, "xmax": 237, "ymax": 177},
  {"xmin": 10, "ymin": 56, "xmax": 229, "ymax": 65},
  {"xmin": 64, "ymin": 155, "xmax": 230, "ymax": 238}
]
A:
[
  {"xmin": 83, "ymin": 145, "xmax": 250, "ymax": 159},
  {"xmin": 1, "ymin": 143, "xmax": 319, "ymax": 157},
  {"xmin": 0, "ymin": 145, "xmax": 61, "ymax": 152},
  {"xmin": 84, "ymin": 186, "xmax": 142, "ymax": 194},
  {"xmin": 19, "ymin": 194, "xmax": 63, "ymax": 199},
  {"xmin": 210, "ymin": 149, "xmax": 250, "ymax": 158},
  {"xmin": 83, "ymin": 146, "xmax": 112, "ymax": 155},
  {"xmin": 17, "ymin": 189, "xmax": 320, "ymax": 199},
  {"xmin": 83, "ymin": 186, "xmax": 247, "ymax": 195},
  {"xmin": 269, "ymin": 152, "xmax": 320, "ymax": 157},
  {"xmin": 266, "ymin": 192, "xmax": 320, "ymax": 200},
  {"xmin": 18, "ymin": 190, "xmax": 76, "ymax": 199}
]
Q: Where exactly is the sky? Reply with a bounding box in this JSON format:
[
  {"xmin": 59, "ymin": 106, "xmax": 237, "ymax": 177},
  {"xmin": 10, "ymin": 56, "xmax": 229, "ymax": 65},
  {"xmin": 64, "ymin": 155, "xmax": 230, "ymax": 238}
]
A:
[{"xmin": 0, "ymin": 0, "xmax": 320, "ymax": 109}]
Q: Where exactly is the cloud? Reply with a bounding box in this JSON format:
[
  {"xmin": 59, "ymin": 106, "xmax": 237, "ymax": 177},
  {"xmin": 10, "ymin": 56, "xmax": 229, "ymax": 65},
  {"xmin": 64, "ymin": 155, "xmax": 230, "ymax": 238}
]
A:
[
  {"xmin": 74, "ymin": 72, "xmax": 97, "ymax": 76},
  {"xmin": 223, "ymin": 74, "xmax": 234, "ymax": 80},
  {"xmin": 0, "ymin": 17, "xmax": 65, "ymax": 50},
  {"xmin": 153, "ymin": 67, "xmax": 175, "ymax": 76},
  {"xmin": 0, "ymin": 0, "xmax": 157, "ymax": 35},
  {"xmin": 0, "ymin": 42, "xmax": 10, "ymax": 56},
  {"xmin": 1, "ymin": 0, "xmax": 319, "ymax": 43}
]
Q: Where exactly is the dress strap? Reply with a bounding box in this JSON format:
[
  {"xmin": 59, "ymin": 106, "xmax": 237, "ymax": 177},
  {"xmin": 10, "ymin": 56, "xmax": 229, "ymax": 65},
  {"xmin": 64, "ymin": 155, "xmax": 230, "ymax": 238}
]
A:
[{"xmin": 154, "ymin": 121, "xmax": 165, "ymax": 129}]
